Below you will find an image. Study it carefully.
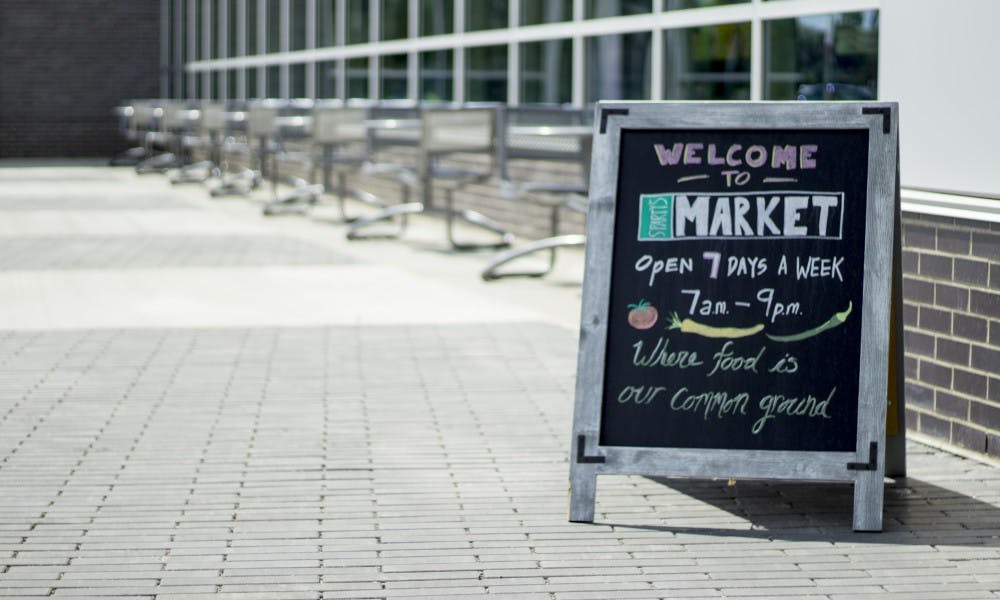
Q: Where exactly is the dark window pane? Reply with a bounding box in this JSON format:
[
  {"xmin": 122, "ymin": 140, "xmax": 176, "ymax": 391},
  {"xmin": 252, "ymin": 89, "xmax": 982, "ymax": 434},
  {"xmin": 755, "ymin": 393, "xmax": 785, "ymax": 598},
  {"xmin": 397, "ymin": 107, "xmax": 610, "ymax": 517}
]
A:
[
  {"xmin": 420, "ymin": 0, "xmax": 453, "ymax": 35},
  {"xmin": 267, "ymin": 65, "xmax": 281, "ymax": 97},
  {"xmin": 247, "ymin": 68, "xmax": 259, "ymax": 99},
  {"xmin": 205, "ymin": 0, "xmax": 217, "ymax": 59},
  {"xmin": 764, "ymin": 11, "xmax": 878, "ymax": 100},
  {"xmin": 290, "ymin": 0, "xmax": 307, "ymax": 50},
  {"xmin": 347, "ymin": 0, "xmax": 370, "ymax": 44},
  {"xmin": 247, "ymin": 0, "xmax": 258, "ymax": 54},
  {"xmin": 381, "ymin": 54, "xmax": 408, "ymax": 99},
  {"xmin": 664, "ymin": 22, "xmax": 750, "ymax": 100},
  {"xmin": 317, "ymin": 0, "xmax": 337, "ymax": 47},
  {"xmin": 466, "ymin": 44, "xmax": 507, "ymax": 101},
  {"xmin": 466, "ymin": 0, "xmax": 507, "ymax": 31},
  {"xmin": 266, "ymin": 0, "xmax": 281, "ymax": 52},
  {"xmin": 290, "ymin": 64, "xmax": 306, "ymax": 97},
  {"xmin": 420, "ymin": 49, "xmax": 453, "ymax": 101},
  {"xmin": 586, "ymin": 32, "xmax": 651, "ymax": 102},
  {"xmin": 191, "ymin": 0, "xmax": 202, "ymax": 60},
  {"xmin": 227, "ymin": 0, "xmax": 238, "ymax": 56},
  {"xmin": 227, "ymin": 70, "xmax": 239, "ymax": 99},
  {"xmin": 317, "ymin": 61, "xmax": 339, "ymax": 98},
  {"xmin": 520, "ymin": 0, "xmax": 571, "ymax": 25},
  {"xmin": 347, "ymin": 57, "xmax": 369, "ymax": 97},
  {"xmin": 381, "ymin": 0, "xmax": 408, "ymax": 40},
  {"xmin": 585, "ymin": 0, "xmax": 651, "ymax": 18},
  {"xmin": 520, "ymin": 39, "xmax": 572, "ymax": 104}
]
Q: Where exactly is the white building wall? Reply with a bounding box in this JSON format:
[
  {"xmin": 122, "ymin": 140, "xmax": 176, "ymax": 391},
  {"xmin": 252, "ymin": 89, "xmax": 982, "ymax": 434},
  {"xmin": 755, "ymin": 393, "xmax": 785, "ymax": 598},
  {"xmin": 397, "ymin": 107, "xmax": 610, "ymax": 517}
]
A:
[{"xmin": 880, "ymin": 0, "xmax": 1000, "ymax": 200}]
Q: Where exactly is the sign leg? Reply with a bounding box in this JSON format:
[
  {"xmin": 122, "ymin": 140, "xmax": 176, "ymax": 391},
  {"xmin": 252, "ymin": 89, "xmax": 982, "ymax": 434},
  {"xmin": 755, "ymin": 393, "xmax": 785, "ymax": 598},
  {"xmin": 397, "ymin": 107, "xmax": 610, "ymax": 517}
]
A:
[
  {"xmin": 569, "ymin": 463, "xmax": 597, "ymax": 523},
  {"xmin": 852, "ymin": 470, "xmax": 885, "ymax": 532}
]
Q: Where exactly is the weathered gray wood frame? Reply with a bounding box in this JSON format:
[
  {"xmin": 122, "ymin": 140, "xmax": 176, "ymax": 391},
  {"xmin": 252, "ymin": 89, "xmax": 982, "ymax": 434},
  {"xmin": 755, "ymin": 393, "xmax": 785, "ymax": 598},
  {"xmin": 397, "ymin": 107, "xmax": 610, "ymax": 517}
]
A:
[{"xmin": 570, "ymin": 101, "xmax": 899, "ymax": 532}]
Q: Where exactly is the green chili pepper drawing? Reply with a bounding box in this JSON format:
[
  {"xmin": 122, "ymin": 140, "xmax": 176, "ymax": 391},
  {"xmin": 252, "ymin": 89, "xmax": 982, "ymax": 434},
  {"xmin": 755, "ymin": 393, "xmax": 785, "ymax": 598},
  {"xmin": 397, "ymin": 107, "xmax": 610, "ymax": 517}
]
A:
[{"xmin": 765, "ymin": 301, "xmax": 853, "ymax": 343}]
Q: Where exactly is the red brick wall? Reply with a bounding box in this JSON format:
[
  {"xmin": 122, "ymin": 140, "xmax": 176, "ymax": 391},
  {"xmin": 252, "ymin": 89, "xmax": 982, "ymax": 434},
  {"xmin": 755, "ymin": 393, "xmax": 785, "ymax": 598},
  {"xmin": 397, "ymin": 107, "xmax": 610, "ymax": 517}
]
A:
[{"xmin": 0, "ymin": 0, "xmax": 161, "ymax": 158}]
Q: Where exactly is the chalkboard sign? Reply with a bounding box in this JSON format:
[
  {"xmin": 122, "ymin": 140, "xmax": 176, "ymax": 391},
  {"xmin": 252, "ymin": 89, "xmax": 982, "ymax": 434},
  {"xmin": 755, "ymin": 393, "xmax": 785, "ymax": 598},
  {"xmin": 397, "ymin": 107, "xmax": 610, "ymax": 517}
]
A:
[{"xmin": 570, "ymin": 102, "xmax": 899, "ymax": 532}]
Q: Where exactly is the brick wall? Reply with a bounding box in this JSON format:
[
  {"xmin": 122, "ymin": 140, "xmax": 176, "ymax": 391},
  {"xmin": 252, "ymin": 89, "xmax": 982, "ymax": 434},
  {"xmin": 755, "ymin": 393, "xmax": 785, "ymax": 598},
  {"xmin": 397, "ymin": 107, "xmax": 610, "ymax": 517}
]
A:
[
  {"xmin": 0, "ymin": 0, "xmax": 160, "ymax": 158},
  {"xmin": 902, "ymin": 212, "xmax": 1000, "ymax": 459}
]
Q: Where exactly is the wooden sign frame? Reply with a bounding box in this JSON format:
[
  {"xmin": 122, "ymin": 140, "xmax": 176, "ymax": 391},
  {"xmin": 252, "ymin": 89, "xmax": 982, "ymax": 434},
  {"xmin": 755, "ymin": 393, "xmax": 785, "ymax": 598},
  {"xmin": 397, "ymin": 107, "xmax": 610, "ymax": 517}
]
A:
[{"xmin": 570, "ymin": 102, "xmax": 899, "ymax": 532}]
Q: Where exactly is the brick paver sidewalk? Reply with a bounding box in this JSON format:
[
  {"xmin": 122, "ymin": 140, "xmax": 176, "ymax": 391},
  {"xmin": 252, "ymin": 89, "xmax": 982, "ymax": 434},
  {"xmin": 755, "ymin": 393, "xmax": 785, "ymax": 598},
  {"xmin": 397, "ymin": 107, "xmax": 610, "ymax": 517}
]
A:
[{"xmin": 0, "ymin": 162, "xmax": 998, "ymax": 599}]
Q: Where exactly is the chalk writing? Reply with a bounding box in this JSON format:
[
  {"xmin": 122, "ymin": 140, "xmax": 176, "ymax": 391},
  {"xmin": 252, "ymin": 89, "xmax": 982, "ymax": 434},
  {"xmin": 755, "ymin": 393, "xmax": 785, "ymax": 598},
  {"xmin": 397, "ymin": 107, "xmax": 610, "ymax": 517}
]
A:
[
  {"xmin": 637, "ymin": 192, "xmax": 845, "ymax": 241},
  {"xmin": 751, "ymin": 387, "xmax": 835, "ymax": 435},
  {"xmin": 654, "ymin": 143, "xmax": 818, "ymax": 170},
  {"xmin": 707, "ymin": 341, "xmax": 765, "ymax": 377},
  {"xmin": 631, "ymin": 337, "xmax": 703, "ymax": 369}
]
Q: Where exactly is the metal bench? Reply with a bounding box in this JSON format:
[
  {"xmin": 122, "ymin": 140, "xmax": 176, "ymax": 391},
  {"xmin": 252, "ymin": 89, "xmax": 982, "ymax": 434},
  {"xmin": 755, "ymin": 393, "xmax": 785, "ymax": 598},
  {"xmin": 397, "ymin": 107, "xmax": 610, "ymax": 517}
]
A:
[
  {"xmin": 480, "ymin": 105, "xmax": 593, "ymax": 280},
  {"xmin": 136, "ymin": 100, "xmax": 199, "ymax": 174},
  {"xmin": 260, "ymin": 99, "xmax": 321, "ymax": 214},
  {"xmin": 109, "ymin": 101, "xmax": 148, "ymax": 166},
  {"xmin": 346, "ymin": 102, "xmax": 513, "ymax": 250},
  {"xmin": 168, "ymin": 101, "xmax": 227, "ymax": 184},
  {"xmin": 260, "ymin": 100, "xmax": 387, "ymax": 219},
  {"xmin": 209, "ymin": 99, "xmax": 277, "ymax": 197}
]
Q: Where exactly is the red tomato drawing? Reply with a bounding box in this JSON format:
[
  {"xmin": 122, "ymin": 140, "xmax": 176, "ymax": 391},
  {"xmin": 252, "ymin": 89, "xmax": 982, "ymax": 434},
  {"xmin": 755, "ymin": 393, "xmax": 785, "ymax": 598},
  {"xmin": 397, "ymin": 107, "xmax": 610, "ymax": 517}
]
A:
[{"xmin": 627, "ymin": 300, "xmax": 658, "ymax": 330}]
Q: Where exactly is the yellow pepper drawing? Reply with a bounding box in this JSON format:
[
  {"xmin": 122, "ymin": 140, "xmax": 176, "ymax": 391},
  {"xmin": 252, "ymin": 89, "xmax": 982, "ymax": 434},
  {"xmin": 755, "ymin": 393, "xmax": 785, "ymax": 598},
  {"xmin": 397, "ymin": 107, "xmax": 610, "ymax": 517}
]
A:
[{"xmin": 668, "ymin": 312, "xmax": 764, "ymax": 339}]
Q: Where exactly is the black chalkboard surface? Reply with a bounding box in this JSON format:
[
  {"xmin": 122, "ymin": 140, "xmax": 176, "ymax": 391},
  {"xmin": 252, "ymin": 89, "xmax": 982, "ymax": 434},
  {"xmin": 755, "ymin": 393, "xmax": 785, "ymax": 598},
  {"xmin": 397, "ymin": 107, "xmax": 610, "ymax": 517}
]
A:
[{"xmin": 600, "ymin": 128, "xmax": 869, "ymax": 452}]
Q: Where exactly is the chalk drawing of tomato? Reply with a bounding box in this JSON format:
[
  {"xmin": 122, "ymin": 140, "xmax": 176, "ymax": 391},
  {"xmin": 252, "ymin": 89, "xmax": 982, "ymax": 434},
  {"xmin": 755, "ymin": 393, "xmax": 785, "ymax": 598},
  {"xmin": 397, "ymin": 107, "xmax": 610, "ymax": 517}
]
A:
[{"xmin": 627, "ymin": 300, "xmax": 658, "ymax": 330}]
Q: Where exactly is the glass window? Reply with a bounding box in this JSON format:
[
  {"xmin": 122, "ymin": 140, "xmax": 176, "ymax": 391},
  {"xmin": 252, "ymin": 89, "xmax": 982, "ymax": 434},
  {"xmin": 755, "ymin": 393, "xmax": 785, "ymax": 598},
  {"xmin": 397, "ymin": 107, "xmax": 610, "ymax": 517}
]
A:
[
  {"xmin": 167, "ymin": 0, "xmax": 177, "ymax": 95},
  {"xmin": 317, "ymin": 0, "xmax": 337, "ymax": 48},
  {"xmin": 664, "ymin": 22, "xmax": 750, "ymax": 100},
  {"xmin": 290, "ymin": 64, "xmax": 306, "ymax": 97},
  {"xmin": 317, "ymin": 60, "xmax": 339, "ymax": 98},
  {"xmin": 347, "ymin": 57, "xmax": 369, "ymax": 97},
  {"xmin": 247, "ymin": 67, "xmax": 260, "ymax": 99},
  {"xmin": 586, "ymin": 32, "xmax": 651, "ymax": 102},
  {"xmin": 381, "ymin": 54, "xmax": 408, "ymax": 99},
  {"xmin": 290, "ymin": 0, "xmax": 307, "ymax": 50},
  {"xmin": 267, "ymin": 65, "xmax": 281, "ymax": 97},
  {"xmin": 764, "ymin": 11, "xmax": 878, "ymax": 100},
  {"xmin": 227, "ymin": 70, "xmax": 239, "ymax": 99},
  {"xmin": 347, "ymin": 0, "xmax": 370, "ymax": 44},
  {"xmin": 205, "ymin": 0, "xmax": 217, "ymax": 59},
  {"xmin": 247, "ymin": 0, "xmax": 259, "ymax": 54},
  {"xmin": 421, "ymin": 0, "xmax": 453, "ymax": 35},
  {"xmin": 266, "ymin": 0, "xmax": 281, "ymax": 52},
  {"xmin": 466, "ymin": 44, "xmax": 507, "ymax": 101},
  {"xmin": 420, "ymin": 49, "xmax": 453, "ymax": 101},
  {"xmin": 226, "ymin": 0, "xmax": 239, "ymax": 57},
  {"xmin": 465, "ymin": 0, "xmax": 507, "ymax": 31},
  {"xmin": 191, "ymin": 0, "xmax": 202, "ymax": 61},
  {"xmin": 521, "ymin": 0, "xmax": 572, "ymax": 25},
  {"xmin": 585, "ymin": 0, "xmax": 651, "ymax": 19},
  {"xmin": 664, "ymin": 0, "xmax": 747, "ymax": 8},
  {"xmin": 211, "ymin": 71, "xmax": 221, "ymax": 99},
  {"xmin": 520, "ymin": 39, "xmax": 572, "ymax": 104},
  {"xmin": 381, "ymin": 0, "xmax": 408, "ymax": 40}
]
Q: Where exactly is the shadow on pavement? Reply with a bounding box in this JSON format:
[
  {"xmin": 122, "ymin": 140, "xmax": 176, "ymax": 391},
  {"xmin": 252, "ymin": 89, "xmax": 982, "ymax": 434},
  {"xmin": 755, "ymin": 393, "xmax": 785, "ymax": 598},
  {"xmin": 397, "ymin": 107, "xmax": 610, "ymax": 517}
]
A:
[{"xmin": 602, "ymin": 476, "xmax": 1000, "ymax": 545}]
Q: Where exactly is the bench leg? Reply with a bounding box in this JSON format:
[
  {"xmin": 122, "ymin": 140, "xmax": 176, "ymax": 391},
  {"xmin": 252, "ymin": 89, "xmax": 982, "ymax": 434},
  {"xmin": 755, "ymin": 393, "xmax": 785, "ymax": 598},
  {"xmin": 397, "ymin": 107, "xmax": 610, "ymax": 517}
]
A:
[
  {"xmin": 169, "ymin": 160, "xmax": 214, "ymax": 184},
  {"xmin": 444, "ymin": 189, "xmax": 515, "ymax": 251},
  {"xmin": 263, "ymin": 183, "xmax": 324, "ymax": 216},
  {"xmin": 345, "ymin": 202, "xmax": 423, "ymax": 240},
  {"xmin": 481, "ymin": 235, "xmax": 586, "ymax": 281}
]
